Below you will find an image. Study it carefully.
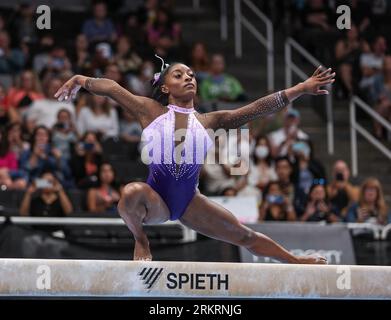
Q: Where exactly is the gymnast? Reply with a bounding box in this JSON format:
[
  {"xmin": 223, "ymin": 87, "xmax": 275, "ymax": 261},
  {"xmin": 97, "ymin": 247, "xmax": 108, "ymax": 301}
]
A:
[{"xmin": 55, "ymin": 56, "xmax": 335, "ymax": 263}]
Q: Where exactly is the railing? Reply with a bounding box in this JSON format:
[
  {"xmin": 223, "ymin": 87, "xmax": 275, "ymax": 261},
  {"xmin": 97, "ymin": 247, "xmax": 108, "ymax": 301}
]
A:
[
  {"xmin": 234, "ymin": 0, "xmax": 274, "ymax": 92},
  {"xmin": 350, "ymin": 96, "xmax": 391, "ymax": 176},
  {"xmin": 285, "ymin": 37, "xmax": 334, "ymax": 155}
]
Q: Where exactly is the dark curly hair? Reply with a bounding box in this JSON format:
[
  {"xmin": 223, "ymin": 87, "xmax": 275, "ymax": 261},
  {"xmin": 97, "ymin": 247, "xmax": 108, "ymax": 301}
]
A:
[{"xmin": 150, "ymin": 62, "xmax": 182, "ymax": 106}]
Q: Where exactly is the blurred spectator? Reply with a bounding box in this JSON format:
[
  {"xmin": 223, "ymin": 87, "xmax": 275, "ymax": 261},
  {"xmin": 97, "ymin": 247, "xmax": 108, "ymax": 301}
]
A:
[
  {"xmin": 71, "ymin": 34, "xmax": 92, "ymax": 75},
  {"xmin": 201, "ymin": 137, "xmax": 236, "ymax": 195},
  {"xmin": 52, "ymin": 109, "xmax": 78, "ymax": 162},
  {"xmin": 190, "ymin": 42, "xmax": 209, "ymax": 82},
  {"xmin": 300, "ymin": 182, "xmax": 339, "ymax": 222},
  {"xmin": 147, "ymin": 7, "xmax": 181, "ymax": 51},
  {"xmin": 327, "ymin": 160, "xmax": 360, "ymax": 218},
  {"xmin": 14, "ymin": 3, "xmax": 38, "ymax": 45},
  {"xmin": 0, "ymin": 124, "xmax": 27, "ymax": 190},
  {"xmin": 137, "ymin": 0, "xmax": 159, "ymax": 27},
  {"xmin": 19, "ymin": 171, "xmax": 73, "ymax": 216},
  {"xmin": 77, "ymin": 94, "xmax": 119, "ymax": 139},
  {"xmin": 120, "ymin": 111, "xmax": 142, "ymax": 143},
  {"xmin": 104, "ymin": 63, "xmax": 125, "ymax": 87},
  {"xmin": 373, "ymin": 55, "xmax": 391, "ymax": 139},
  {"xmin": 6, "ymin": 70, "xmax": 43, "ymax": 123},
  {"xmin": 268, "ymin": 108, "xmax": 309, "ymax": 158},
  {"xmin": 128, "ymin": 60, "xmax": 154, "ymax": 96},
  {"xmin": 290, "ymin": 140, "xmax": 326, "ymax": 194},
  {"xmin": 87, "ymin": 162, "xmax": 120, "ymax": 214},
  {"xmin": 0, "ymin": 82, "xmax": 9, "ymax": 125},
  {"xmin": 346, "ymin": 178, "xmax": 389, "ymax": 225},
  {"xmin": 27, "ymin": 77, "xmax": 75, "ymax": 129},
  {"xmin": 71, "ymin": 131, "xmax": 103, "ymax": 189},
  {"xmin": 0, "ymin": 30, "xmax": 25, "ymax": 78},
  {"xmin": 4, "ymin": 122, "xmax": 29, "ymax": 159},
  {"xmin": 114, "ymin": 36, "xmax": 143, "ymax": 77},
  {"xmin": 32, "ymin": 34, "xmax": 55, "ymax": 75},
  {"xmin": 359, "ymin": 35, "xmax": 387, "ymax": 103},
  {"xmin": 334, "ymin": 25, "xmax": 367, "ymax": 97},
  {"xmin": 248, "ymin": 135, "xmax": 277, "ymax": 192},
  {"xmin": 200, "ymin": 53, "xmax": 245, "ymax": 102},
  {"xmin": 259, "ymin": 181, "xmax": 296, "ymax": 221},
  {"xmin": 121, "ymin": 13, "xmax": 149, "ymax": 56},
  {"xmin": 19, "ymin": 126, "xmax": 71, "ymax": 185},
  {"xmin": 345, "ymin": 0, "xmax": 371, "ymax": 34},
  {"xmin": 299, "ymin": 0, "xmax": 337, "ymax": 60},
  {"xmin": 44, "ymin": 46, "xmax": 73, "ymax": 77},
  {"xmin": 82, "ymin": 1, "xmax": 117, "ymax": 45},
  {"xmin": 275, "ymin": 156, "xmax": 306, "ymax": 216}
]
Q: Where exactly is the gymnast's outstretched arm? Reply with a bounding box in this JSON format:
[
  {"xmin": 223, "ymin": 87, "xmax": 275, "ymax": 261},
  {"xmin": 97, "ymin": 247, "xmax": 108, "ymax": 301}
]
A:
[
  {"xmin": 202, "ymin": 66, "xmax": 335, "ymax": 130},
  {"xmin": 54, "ymin": 75, "xmax": 161, "ymax": 127}
]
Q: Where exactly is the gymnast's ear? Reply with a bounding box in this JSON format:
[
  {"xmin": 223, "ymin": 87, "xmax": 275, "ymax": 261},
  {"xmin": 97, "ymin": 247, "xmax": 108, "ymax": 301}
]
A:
[{"xmin": 161, "ymin": 85, "xmax": 169, "ymax": 94}]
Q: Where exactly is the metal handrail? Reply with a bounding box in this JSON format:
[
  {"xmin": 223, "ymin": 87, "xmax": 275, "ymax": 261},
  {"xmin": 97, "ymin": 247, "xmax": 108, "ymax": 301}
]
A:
[
  {"xmin": 285, "ymin": 37, "xmax": 334, "ymax": 155},
  {"xmin": 234, "ymin": 0, "xmax": 274, "ymax": 91},
  {"xmin": 350, "ymin": 95, "xmax": 391, "ymax": 177}
]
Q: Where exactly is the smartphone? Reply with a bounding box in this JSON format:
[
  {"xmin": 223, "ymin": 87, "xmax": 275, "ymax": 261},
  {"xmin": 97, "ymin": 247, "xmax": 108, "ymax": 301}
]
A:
[
  {"xmin": 35, "ymin": 178, "xmax": 53, "ymax": 189},
  {"xmin": 335, "ymin": 172, "xmax": 344, "ymax": 181},
  {"xmin": 83, "ymin": 143, "xmax": 94, "ymax": 151}
]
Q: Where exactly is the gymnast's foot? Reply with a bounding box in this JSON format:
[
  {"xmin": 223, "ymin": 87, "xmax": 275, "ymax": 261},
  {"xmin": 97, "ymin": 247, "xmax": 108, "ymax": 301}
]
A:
[
  {"xmin": 295, "ymin": 254, "xmax": 328, "ymax": 264},
  {"xmin": 133, "ymin": 241, "xmax": 153, "ymax": 261}
]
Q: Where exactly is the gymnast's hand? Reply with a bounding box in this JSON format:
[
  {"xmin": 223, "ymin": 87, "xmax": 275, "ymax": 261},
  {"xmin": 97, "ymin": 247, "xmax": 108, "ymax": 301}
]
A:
[
  {"xmin": 296, "ymin": 253, "xmax": 328, "ymax": 264},
  {"xmin": 54, "ymin": 75, "xmax": 86, "ymax": 102},
  {"xmin": 300, "ymin": 66, "xmax": 336, "ymax": 95}
]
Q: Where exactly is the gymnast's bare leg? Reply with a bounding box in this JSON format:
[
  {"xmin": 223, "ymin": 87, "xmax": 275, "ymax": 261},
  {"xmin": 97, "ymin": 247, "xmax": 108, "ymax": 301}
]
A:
[
  {"xmin": 180, "ymin": 191, "xmax": 327, "ymax": 264},
  {"xmin": 117, "ymin": 182, "xmax": 170, "ymax": 260}
]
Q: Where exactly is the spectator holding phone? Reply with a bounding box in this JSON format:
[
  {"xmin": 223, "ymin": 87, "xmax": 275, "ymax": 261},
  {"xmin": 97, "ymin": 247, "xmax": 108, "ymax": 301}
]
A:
[
  {"xmin": 71, "ymin": 131, "xmax": 103, "ymax": 189},
  {"xmin": 19, "ymin": 126, "xmax": 72, "ymax": 185},
  {"xmin": 327, "ymin": 160, "xmax": 359, "ymax": 218},
  {"xmin": 301, "ymin": 181, "xmax": 339, "ymax": 222},
  {"xmin": 19, "ymin": 171, "xmax": 73, "ymax": 216},
  {"xmin": 52, "ymin": 109, "xmax": 78, "ymax": 162},
  {"xmin": 290, "ymin": 140, "xmax": 326, "ymax": 195},
  {"xmin": 87, "ymin": 162, "xmax": 120, "ymax": 214},
  {"xmin": 346, "ymin": 178, "xmax": 389, "ymax": 225},
  {"xmin": 268, "ymin": 108, "xmax": 310, "ymax": 158},
  {"xmin": 259, "ymin": 181, "xmax": 296, "ymax": 221}
]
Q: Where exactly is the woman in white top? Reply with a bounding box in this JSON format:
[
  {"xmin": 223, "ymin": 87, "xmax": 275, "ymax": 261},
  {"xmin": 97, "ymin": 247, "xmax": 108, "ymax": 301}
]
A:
[
  {"xmin": 77, "ymin": 94, "xmax": 119, "ymax": 139},
  {"xmin": 248, "ymin": 135, "xmax": 277, "ymax": 193}
]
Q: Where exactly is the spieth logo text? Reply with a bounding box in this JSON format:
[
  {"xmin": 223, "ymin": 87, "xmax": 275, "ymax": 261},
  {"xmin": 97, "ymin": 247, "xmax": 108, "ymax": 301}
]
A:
[{"xmin": 138, "ymin": 268, "xmax": 229, "ymax": 290}]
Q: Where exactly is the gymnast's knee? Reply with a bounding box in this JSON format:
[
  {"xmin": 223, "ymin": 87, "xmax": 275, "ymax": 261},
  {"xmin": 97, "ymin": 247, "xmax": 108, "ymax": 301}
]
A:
[{"xmin": 117, "ymin": 182, "xmax": 146, "ymax": 216}]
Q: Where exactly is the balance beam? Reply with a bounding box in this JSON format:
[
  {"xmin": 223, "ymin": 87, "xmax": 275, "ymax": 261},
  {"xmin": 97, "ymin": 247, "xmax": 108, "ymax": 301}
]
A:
[{"xmin": 0, "ymin": 259, "xmax": 390, "ymax": 299}]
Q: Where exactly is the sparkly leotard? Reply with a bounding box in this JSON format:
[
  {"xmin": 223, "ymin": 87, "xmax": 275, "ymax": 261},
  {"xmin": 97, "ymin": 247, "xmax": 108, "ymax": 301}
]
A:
[{"xmin": 142, "ymin": 104, "xmax": 213, "ymax": 220}]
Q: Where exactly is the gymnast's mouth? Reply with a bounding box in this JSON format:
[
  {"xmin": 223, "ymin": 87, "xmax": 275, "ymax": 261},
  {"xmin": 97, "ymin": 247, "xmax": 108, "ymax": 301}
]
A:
[{"xmin": 184, "ymin": 83, "xmax": 195, "ymax": 89}]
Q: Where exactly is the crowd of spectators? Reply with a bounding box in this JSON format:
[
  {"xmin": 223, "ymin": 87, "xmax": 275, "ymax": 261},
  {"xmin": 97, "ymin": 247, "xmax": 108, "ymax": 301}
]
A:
[
  {"xmin": 0, "ymin": 1, "xmax": 389, "ymax": 225},
  {"xmin": 289, "ymin": 0, "xmax": 391, "ymax": 140}
]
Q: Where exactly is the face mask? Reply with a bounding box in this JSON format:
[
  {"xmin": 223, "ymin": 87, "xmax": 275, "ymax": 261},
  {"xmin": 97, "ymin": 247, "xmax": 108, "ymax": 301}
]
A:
[{"xmin": 255, "ymin": 146, "xmax": 269, "ymax": 159}]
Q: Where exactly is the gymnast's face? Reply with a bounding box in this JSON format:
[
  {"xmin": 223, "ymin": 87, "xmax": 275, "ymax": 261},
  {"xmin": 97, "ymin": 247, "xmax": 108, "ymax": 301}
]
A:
[{"xmin": 161, "ymin": 64, "xmax": 197, "ymax": 101}]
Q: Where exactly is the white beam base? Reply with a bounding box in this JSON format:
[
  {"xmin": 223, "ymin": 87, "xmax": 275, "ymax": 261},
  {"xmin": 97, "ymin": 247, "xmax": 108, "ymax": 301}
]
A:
[{"xmin": 0, "ymin": 259, "xmax": 390, "ymax": 299}]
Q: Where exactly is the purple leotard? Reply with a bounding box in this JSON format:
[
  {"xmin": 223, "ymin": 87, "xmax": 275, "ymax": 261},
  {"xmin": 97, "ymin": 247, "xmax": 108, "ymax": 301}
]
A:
[{"xmin": 142, "ymin": 104, "xmax": 213, "ymax": 220}]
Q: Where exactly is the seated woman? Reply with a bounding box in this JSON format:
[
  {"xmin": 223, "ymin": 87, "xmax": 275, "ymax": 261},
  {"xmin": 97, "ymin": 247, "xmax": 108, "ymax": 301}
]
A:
[
  {"xmin": 290, "ymin": 140, "xmax": 326, "ymax": 195},
  {"xmin": 300, "ymin": 181, "xmax": 340, "ymax": 222},
  {"xmin": 87, "ymin": 162, "xmax": 121, "ymax": 214},
  {"xmin": 19, "ymin": 125, "xmax": 72, "ymax": 186},
  {"xmin": 19, "ymin": 171, "xmax": 73, "ymax": 216},
  {"xmin": 346, "ymin": 178, "xmax": 389, "ymax": 225},
  {"xmin": 52, "ymin": 108, "xmax": 78, "ymax": 163},
  {"xmin": 70, "ymin": 131, "xmax": 103, "ymax": 189},
  {"xmin": 77, "ymin": 94, "xmax": 119, "ymax": 139},
  {"xmin": 0, "ymin": 123, "xmax": 27, "ymax": 189},
  {"xmin": 259, "ymin": 181, "xmax": 296, "ymax": 222},
  {"xmin": 248, "ymin": 135, "xmax": 277, "ymax": 193},
  {"xmin": 6, "ymin": 70, "xmax": 44, "ymax": 122}
]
